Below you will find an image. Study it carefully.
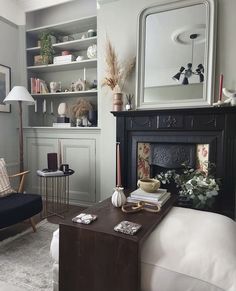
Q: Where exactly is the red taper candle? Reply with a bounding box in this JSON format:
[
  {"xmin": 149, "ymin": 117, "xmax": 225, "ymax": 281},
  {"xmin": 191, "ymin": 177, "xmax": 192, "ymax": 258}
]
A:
[
  {"xmin": 116, "ymin": 143, "xmax": 121, "ymax": 187},
  {"xmin": 219, "ymin": 74, "xmax": 224, "ymax": 101}
]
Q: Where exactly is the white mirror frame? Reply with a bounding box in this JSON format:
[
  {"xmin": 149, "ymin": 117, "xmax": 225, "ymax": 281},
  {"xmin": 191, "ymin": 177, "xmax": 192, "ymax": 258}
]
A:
[{"xmin": 136, "ymin": 0, "xmax": 217, "ymax": 110}]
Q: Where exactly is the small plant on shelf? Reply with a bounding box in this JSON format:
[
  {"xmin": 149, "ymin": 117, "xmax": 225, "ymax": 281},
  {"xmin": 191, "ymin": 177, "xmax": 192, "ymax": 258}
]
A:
[{"xmin": 39, "ymin": 32, "xmax": 55, "ymax": 64}]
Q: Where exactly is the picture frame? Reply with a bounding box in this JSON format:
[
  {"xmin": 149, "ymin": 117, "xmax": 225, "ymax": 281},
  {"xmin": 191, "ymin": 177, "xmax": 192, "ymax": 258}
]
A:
[{"xmin": 0, "ymin": 64, "xmax": 11, "ymax": 113}]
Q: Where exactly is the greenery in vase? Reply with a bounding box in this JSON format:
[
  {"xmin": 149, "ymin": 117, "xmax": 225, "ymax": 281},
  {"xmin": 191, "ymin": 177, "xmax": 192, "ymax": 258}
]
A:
[
  {"xmin": 39, "ymin": 32, "xmax": 55, "ymax": 64},
  {"xmin": 156, "ymin": 163, "xmax": 220, "ymax": 209}
]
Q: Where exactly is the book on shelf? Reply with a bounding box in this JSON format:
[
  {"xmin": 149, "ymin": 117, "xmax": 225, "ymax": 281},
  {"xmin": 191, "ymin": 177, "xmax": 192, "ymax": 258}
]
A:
[
  {"xmin": 30, "ymin": 77, "xmax": 49, "ymax": 94},
  {"xmin": 53, "ymin": 123, "xmax": 72, "ymax": 128},
  {"xmin": 130, "ymin": 187, "xmax": 167, "ymax": 200},
  {"xmin": 127, "ymin": 191, "xmax": 171, "ymax": 207},
  {"xmin": 53, "ymin": 55, "xmax": 75, "ymax": 64},
  {"xmin": 36, "ymin": 169, "xmax": 64, "ymax": 177}
]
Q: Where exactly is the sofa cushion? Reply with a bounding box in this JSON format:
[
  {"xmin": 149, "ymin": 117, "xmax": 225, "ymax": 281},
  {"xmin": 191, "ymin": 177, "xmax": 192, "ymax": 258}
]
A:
[
  {"xmin": 0, "ymin": 158, "xmax": 15, "ymax": 197},
  {"xmin": 141, "ymin": 207, "xmax": 236, "ymax": 291},
  {"xmin": 0, "ymin": 193, "xmax": 43, "ymax": 229}
]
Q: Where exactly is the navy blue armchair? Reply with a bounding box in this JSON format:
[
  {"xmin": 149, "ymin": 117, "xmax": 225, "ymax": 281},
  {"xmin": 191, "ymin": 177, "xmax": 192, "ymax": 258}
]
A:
[{"xmin": 0, "ymin": 170, "xmax": 43, "ymax": 232}]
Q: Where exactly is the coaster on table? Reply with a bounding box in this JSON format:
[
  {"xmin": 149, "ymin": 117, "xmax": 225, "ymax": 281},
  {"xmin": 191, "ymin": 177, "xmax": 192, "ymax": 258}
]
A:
[
  {"xmin": 114, "ymin": 220, "xmax": 142, "ymax": 235},
  {"xmin": 72, "ymin": 213, "xmax": 97, "ymax": 224}
]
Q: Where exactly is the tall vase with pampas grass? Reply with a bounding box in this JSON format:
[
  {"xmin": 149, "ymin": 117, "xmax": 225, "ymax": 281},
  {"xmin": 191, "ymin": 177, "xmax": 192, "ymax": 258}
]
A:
[{"xmin": 102, "ymin": 38, "xmax": 135, "ymax": 111}]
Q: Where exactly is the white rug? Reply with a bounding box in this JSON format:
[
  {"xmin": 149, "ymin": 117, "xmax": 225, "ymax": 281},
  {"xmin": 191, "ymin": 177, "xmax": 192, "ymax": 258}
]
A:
[{"xmin": 0, "ymin": 220, "xmax": 58, "ymax": 291}]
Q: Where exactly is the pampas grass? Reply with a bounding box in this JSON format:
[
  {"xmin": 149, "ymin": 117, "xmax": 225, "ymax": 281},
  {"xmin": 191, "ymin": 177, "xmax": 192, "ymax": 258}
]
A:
[{"xmin": 102, "ymin": 38, "xmax": 135, "ymax": 93}]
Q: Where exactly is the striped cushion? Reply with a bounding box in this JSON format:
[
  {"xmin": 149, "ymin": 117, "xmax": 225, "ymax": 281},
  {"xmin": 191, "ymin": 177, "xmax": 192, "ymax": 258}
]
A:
[{"xmin": 0, "ymin": 158, "xmax": 15, "ymax": 197}]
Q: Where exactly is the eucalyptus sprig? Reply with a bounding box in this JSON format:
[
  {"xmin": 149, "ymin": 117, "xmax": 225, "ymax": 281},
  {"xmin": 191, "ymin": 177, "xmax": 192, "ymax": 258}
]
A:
[{"xmin": 156, "ymin": 162, "xmax": 220, "ymax": 209}]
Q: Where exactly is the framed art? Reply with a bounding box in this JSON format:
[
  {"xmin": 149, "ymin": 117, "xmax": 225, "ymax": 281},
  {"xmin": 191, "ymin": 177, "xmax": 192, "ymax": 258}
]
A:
[{"xmin": 0, "ymin": 64, "xmax": 11, "ymax": 113}]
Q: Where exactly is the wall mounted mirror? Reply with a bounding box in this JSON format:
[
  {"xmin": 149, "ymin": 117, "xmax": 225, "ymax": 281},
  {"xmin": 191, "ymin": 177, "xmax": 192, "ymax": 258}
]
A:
[{"xmin": 136, "ymin": 0, "xmax": 217, "ymax": 109}]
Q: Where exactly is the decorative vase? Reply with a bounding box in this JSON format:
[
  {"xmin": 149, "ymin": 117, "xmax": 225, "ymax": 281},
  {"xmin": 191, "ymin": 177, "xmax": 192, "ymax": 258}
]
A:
[
  {"xmin": 113, "ymin": 93, "xmax": 123, "ymax": 111},
  {"xmin": 58, "ymin": 102, "xmax": 68, "ymax": 116},
  {"xmin": 111, "ymin": 187, "xmax": 126, "ymax": 207}
]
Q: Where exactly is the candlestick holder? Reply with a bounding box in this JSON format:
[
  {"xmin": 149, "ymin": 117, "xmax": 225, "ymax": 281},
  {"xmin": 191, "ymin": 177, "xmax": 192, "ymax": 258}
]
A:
[
  {"xmin": 213, "ymin": 99, "xmax": 224, "ymax": 107},
  {"xmin": 111, "ymin": 186, "xmax": 126, "ymax": 207}
]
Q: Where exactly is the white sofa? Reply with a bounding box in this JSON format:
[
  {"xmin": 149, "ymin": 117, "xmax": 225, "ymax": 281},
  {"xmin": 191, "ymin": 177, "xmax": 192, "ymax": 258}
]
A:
[{"xmin": 50, "ymin": 207, "xmax": 236, "ymax": 291}]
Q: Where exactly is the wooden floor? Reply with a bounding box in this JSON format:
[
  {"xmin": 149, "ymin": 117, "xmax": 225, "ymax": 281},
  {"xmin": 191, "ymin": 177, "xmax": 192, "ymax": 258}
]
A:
[{"xmin": 0, "ymin": 203, "xmax": 85, "ymax": 241}]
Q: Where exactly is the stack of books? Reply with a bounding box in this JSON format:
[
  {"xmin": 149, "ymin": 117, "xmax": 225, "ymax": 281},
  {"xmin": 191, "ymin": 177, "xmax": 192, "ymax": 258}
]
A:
[
  {"xmin": 127, "ymin": 188, "xmax": 171, "ymax": 207},
  {"xmin": 30, "ymin": 78, "xmax": 49, "ymax": 94}
]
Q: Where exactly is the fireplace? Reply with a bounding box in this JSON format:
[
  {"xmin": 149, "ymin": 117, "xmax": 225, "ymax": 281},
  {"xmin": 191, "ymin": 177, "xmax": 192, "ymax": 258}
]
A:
[
  {"xmin": 113, "ymin": 107, "xmax": 236, "ymax": 218},
  {"xmin": 137, "ymin": 143, "xmax": 209, "ymax": 180}
]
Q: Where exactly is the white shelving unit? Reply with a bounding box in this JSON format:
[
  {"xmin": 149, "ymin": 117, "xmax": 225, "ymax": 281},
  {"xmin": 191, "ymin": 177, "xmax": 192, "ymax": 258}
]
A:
[
  {"xmin": 26, "ymin": 14, "xmax": 98, "ymax": 128},
  {"xmin": 24, "ymin": 0, "xmax": 100, "ymax": 206}
]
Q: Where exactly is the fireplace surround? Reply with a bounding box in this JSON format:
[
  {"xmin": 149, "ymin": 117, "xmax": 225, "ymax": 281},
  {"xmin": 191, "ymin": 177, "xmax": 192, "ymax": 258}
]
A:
[{"xmin": 112, "ymin": 107, "xmax": 236, "ymax": 218}]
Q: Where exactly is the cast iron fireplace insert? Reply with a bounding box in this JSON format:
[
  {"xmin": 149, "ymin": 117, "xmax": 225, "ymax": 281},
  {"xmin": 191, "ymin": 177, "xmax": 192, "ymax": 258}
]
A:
[{"xmin": 112, "ymin": 106, "xmax": 236, "ymax": 219}]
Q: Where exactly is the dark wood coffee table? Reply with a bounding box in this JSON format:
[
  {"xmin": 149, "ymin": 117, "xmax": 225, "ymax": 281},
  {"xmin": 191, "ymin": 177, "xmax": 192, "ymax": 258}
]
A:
[{"xmin": 59, "ymin": 195, "xmax": 176, "ymax": 291}]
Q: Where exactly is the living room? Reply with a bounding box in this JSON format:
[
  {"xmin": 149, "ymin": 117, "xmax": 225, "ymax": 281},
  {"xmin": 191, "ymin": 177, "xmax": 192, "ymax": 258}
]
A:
[{"xmin": 0, "ymin": 0, "xmax": 236, "ymax": 290}]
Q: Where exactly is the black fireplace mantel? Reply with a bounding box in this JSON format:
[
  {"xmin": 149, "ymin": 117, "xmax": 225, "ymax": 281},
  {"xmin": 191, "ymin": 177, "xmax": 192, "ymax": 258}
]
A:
[{"xmin": 112, "ymin": 106, "xmax": 236, "ymax": 218}]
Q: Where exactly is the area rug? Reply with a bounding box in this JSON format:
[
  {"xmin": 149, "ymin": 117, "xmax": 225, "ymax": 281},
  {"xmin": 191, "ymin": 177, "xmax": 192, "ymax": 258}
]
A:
[{"xmin": 0, "ymin": 220, "xmax": 58, "ymax": 291}]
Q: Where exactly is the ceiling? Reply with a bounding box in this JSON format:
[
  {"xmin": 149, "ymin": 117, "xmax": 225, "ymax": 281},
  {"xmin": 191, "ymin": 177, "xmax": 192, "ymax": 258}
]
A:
[{"xmin": 145, "ymin": 3, "xmax": 206, "ymax": 87}]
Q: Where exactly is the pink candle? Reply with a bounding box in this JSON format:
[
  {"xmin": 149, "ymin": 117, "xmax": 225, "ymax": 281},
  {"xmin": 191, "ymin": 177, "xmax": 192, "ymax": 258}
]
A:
[
  {"xmin": 58, "ymin": 140, "xmax": 62, "ymax": 166},
  {"xmin": 219, "ymin": 74, "xmax": 224, "ymax": 101},
  {"xmin": 117, "ymin": 143, "xmax": 121, "ymax": 187}
]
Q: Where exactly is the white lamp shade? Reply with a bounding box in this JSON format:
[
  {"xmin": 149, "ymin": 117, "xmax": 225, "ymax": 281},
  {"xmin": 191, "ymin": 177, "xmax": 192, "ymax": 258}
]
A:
[{"xmin": 3, "ymin": 86, "xmax": 35, "ymax": 105}]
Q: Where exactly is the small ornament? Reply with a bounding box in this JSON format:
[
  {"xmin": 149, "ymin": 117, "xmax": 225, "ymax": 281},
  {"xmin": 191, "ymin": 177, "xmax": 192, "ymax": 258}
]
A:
[
  {"xmin": 87, "ymin": 44, "xmax": 97, "ymax": 59},
  {"xmin": 76, "ymin": 55, "xmax": 84, "ymax": 62},
  {"xmin": 50, "ymin": 81, "xmax": 61, "ymax": 93},
  {"xmin": 58, "ymin": 102, "xmax": 68, "ymax": 117},
  {"xmin": 125, "ymin": 94, "xmax": 134, "ymax": 111},
  {"xmin": 111, "ymin": 187, "xmax": 126, "ymax": 208},
  {"xmin": 75, "ymin": 79, "xmax": 86, "ymax": 91},
  {"xmin": 71, "ymin": 82, "xmax": 75, "ymax": 92}
]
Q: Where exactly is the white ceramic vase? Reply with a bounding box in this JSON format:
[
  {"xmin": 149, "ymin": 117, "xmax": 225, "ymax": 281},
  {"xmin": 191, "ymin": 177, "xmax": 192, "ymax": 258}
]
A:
[
  {"xmin": 111, "ymin": 187, "xmax": 126, "ymax": 207},
  {"xmin": 58, "ymin": 102, "xmax": 67, "ymax": 117}
]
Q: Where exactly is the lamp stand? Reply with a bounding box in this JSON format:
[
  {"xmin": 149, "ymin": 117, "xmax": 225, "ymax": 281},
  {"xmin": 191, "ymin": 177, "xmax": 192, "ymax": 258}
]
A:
[{"xmin": 18, "ymin": 101, "xmax": 24, "ymax": 173}]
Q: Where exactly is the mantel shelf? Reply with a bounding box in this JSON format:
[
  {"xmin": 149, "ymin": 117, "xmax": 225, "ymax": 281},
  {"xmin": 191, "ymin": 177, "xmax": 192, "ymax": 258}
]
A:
[
  {"xmin": 27, "ymin": 59, "xmax": 97, "ymax": 72},
  {"xmin": 32, "ymin": 90, "xmax": 97, "ymax": 98},
  {"xmin": 26, "ymin": 36, "xmax": 97, "ymax": 53}
]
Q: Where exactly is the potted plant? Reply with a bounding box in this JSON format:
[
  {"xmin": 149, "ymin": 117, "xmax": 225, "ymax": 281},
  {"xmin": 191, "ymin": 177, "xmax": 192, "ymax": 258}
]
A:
[{"xmin": 39, "ymin": 32, "xmax": 55, "ymax": 64}]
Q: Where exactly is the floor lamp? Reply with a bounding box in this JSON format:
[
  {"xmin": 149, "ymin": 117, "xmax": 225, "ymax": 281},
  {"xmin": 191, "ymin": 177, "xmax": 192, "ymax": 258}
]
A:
[{"xmin": 3, "ymin": 86, "xmax": 35, "ymax": 173}]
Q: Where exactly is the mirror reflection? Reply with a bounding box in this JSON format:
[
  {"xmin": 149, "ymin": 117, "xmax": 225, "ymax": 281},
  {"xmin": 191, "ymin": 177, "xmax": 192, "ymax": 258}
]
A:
[
  {"xmin": 137, "ymin": 0, "xmax": 216, "ymax": 109},
  {"xmin": 145, "ymin": 4, "xmax": 206, "ymax": 102}
]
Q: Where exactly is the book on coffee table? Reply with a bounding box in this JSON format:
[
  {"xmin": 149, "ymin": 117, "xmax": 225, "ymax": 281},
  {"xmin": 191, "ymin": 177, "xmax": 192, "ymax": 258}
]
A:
[
  {"xmin": 130, "ymin": 188, "xmax": 167, "ymax": 202},
  {"xmin": 127, "ymin": 191, "xmax": 171, "ymax": 207}
]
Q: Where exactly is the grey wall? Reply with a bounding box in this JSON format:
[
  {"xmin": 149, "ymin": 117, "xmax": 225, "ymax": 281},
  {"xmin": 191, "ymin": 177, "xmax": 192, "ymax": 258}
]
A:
[
  {"xmin": 98, "ymin": 0, "xmax": 236, "ymax": 200},
  {"xmin": 0, "ymin": 17, "xmax": 21, "ymax": 168}
]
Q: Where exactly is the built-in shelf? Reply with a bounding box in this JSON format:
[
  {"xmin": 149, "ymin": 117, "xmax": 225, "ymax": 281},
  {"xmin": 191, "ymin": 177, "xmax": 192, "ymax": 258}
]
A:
[
  {"xmin": 26, "ymin": 36, "xmax": 97, "ymax": 53},
  {"xmin": 27, "ymin": 59, "xmax": 97, "ymax": 72},
  {"xmin": 32, "ymin": 90, "xmax": 97, "ymax": 98},
  {"xmin": 26, "ymin": 10, "xmax": 98, "ymax": 128},
  {"xmin": 26, "ymin": 15, "xmax": 97, "ymax": 37}
]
